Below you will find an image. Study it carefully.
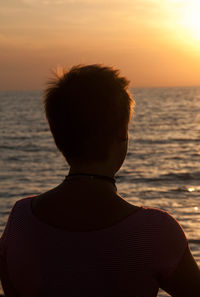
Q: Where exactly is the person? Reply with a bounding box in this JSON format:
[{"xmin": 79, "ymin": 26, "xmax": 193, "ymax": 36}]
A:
[{"xmin": 0, "ymin": 64, "xmax": 200, "ymax": 297}]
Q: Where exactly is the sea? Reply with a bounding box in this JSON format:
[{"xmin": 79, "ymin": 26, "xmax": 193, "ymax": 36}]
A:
[{"xmin": 1, "ymin": 87, "xmax": 200, "ymax": 296}]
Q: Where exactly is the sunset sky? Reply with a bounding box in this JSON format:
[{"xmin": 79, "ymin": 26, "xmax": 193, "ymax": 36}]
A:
[{"xmin": 1, "ymin": 0, "xmax": 200, "ymax": 90}]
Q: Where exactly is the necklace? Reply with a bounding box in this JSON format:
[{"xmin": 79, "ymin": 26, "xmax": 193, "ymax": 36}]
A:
[{"xmin": 64, "ymin": 173, "xmax": 116, "ymax": 187}]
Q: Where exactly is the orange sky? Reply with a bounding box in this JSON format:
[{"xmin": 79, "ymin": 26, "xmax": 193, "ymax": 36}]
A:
[{"xmin": 1, "ymin": 0, "xmax": 200, "ymax": 90}]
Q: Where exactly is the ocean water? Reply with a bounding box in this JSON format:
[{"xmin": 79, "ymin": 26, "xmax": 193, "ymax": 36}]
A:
[{"xmin": 1, "ymin": 87, "xmax": 200, "ymax": 296}]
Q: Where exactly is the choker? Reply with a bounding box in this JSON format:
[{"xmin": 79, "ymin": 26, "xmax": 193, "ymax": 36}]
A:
[{"xmin": 64, "ymin": 173, "xmax": 116, "ymax": 186}]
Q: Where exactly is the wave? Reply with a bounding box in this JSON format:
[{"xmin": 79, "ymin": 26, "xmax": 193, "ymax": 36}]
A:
[
  {"xmin": 135, "ymin": 138, "xmax": 200, "ymax": 144},
  {"xmin": 116, "ymin": 171, "xmax": 200, "ymax": 183},
  {"xmin": 188, "ymin": 239, "xmax": 200, "ymax": 245}
]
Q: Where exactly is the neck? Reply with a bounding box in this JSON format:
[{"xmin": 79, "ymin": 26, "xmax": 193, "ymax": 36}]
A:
[
  {"xmin": 69, "ymin": 166, "xmax": 115, "ymax": 179},
  {"xmin": 67, "ymin": 172, "xmax": 116, "ymax": 185},
  {"xmin": 64, "ymin": 169, "xmax": 117, "ymax": 193}
]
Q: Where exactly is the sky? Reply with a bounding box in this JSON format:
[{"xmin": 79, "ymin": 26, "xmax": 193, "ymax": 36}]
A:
[{"xmin": 1, "ymin": 0, "xmax": 200, "ymax": 90}]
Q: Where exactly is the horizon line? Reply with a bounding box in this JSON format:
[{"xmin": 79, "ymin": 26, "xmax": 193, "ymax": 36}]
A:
[{"xmin": 1, "ymin": 84, "xmax": 200, "ymax": 92}]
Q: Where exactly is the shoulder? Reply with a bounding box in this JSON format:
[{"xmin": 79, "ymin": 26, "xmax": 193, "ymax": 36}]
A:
[
  {"xmin": 148, "ymin": 207, "xmax": 186, "ymax": 239},
  {"xmin": 139, "ymin": 206, "xmax": 188, "ymax": 256},
  {"xmin": 0, "ymin": 197, "xmax": 34, "ymax": 246},
  {"xmin": 140, "ymin": 206, "xmax": 185, "ymax": 230},
  {"xmin": 138, "ymin": 206, "xmax": 179, "ymax": 228},
  {"xmin": 14, "ymin": 196, "xmax": 34, "ymax": 208},
  {"xmin": 141, "ymin": 207, "xmax": 188, "ymax": 279},
  {"xmin": 7, "ymin": 196, "xmax": 36, "ymax": 219},
  {"xmin": 140, "ymin": 206, "xmax": 173, "ymax": 217}
]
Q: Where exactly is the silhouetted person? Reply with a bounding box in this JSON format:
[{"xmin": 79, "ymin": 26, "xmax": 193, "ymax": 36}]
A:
[{"xmin": 0, "ymin": 65, "xmax": 200, "ymax": 296}]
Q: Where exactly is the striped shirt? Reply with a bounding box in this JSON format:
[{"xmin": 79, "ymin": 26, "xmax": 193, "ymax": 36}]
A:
[{"xmin": 0, "ymin": 197, "xmax": 187, "ymax": 297}]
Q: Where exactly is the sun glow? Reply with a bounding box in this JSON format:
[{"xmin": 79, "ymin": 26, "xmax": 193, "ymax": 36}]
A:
[{"xmin": 178, "ymin": 0, "xmax": 200, "ymax": 43}]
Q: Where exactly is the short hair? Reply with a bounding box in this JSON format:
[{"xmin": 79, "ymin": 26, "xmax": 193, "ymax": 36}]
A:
[{"xmin": 44, "ymin": 64, "xmax": 134, "ymax": 164}]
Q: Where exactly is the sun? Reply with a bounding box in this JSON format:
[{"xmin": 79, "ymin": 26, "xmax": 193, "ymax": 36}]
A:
[{"xmin": 178, "ymin": 0, "xmax": 200, "ymax": 42}]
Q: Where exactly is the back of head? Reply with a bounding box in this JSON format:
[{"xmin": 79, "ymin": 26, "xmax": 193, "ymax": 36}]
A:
[{"xmin": 44, "ymin": 64, "xmax": 134, "ymax": 165}]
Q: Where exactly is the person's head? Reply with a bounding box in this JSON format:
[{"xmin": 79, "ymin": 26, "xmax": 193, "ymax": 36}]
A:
[{"xmin": 44, "ymin": 64, "xmax": 134, "ymax": 171}]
